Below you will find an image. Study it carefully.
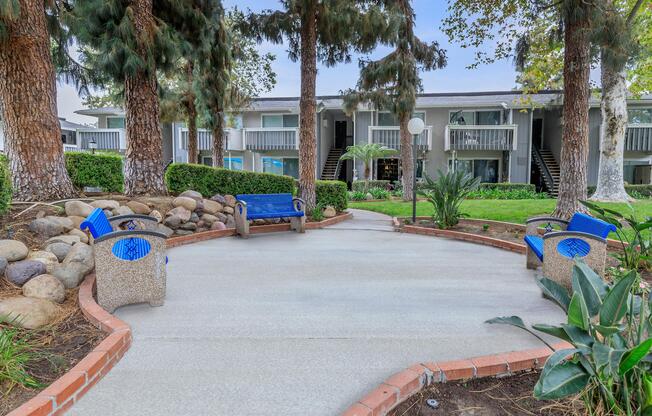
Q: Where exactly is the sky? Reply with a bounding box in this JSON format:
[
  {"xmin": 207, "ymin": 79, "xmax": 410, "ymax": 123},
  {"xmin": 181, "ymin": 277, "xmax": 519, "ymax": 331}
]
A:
[{"xmin": 59, "ymin": 0, "xmax": 519, "ymax": 125}]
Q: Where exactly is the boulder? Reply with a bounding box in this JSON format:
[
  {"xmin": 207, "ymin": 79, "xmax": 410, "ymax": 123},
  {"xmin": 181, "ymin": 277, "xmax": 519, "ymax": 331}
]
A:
[
  {"xmin": 202, "ymin": 199, "xmax": 223, "ymax": 215},
  {"xmin": 253, "ymin": 219, "xmax": 266, "ymax": 226},
  {"xmin": 45, "ymin": 235, "xmax": 81, "ymax": 246},
  {"xmin": 45, "ymin": 243, "xmax": 72, "ymax": 262},
  {"xmin": 46, "ymin": 216, "xmax": 74, "ymax": 232},
  {"xmin": 210, "ymin": 221, "xmax": 226, "ymax": 231},
  {"xmin": 156, "ymin": 224, "xmax": 174, "ymax": 238},
  {"xmin": 224, "ymin": 195, "xmax": 237, "ymax": 207},
  {"xmin": 67, "ymin": 229, "xmax": 89, "ymax": 244},
  {"xmin": 0, "ymin": 257, "xmax": 7, "ymax": 276},
  {"xmin": 194, "ymin": 199, "xmax": 204, "ymax": 212},
  {"xmin": 201, "ymin": 214, "xmax": 218, "ymax": 225},
  {"xmin": 164, "ymin": 215, "xmax": 182, "ymax": 228},
  {"xmin": 189, "ymin": 212, "xmax": 200, "ymax": 223},
  {"xmin": 0, "ymin": 240, "xmax": 29, "ymax": 262},
  {"xmin": 114, "ymin": 206, "xmax": 134, "ymax": 216},
  {"xmin": 149, "ymin": 210, "xmax": 163, "ymax": 223},
  {"xmin": 172, "ymin": 196, "xmax": 197, "ymax": 211},
  {"xmin": 166, "ymin": 206, "xmax": 191, "ymax": 222},
  {"xmin": 178, "ymin": 222, "xmax": 197, "ymax": 231},
  {"xmin": 223, "ymin": 206, "xmax": 234, "ymax": 215},
  {"xmin": 210, "ymin": 194, "xmax": 227, "ymax": 205},
  {"xmin": 90, "ymin": 199, "xmax": 120, "ymax": 210},
  {"xmin": 0, "ymin": 296, "xmax": 60, "ymax": 329},
  {"xmin": 29, "ymin": 218, "xmax": 64, "ymax": 237},
  {"xmin": 179, "ymin": 190, "xmax": 203, "ymax": 201},
  {"xmin": 27, "ymin": 250, "xmax": 59, "ymax": 273},
  {"xmin": 22, "ymin": 274, "xmax": 65, "ymax": 303},
  {"xmin": 103, "ymin": 209, "xmax": 114, "ymax": 218},
  {"xmin": 174, "ymin": 229, "xmax": 194, "ymax": 236},
  {"xmin": 365, "ymin": 193, "xmax": 374, "ymax": 201},
  {"xmin": 225, "ymin": 215, "xmax": 235, "ymax": 229},
  {"xmin": 62, "ymin": 243, "xmax": 94, "ymax": 277},
  {"xmin": 126, "ymin": 201, "xmax": 151, "ymax": 215},
  {"xmin": 215, "ymin": 212, "xmax": 228, "ymax": 223},
  {"xmin": 67, "ymin": 216, "xmax": 86, "ymax": 229},
  {"xmin": 65, "ymin": 200, "xmax": 94, "ymax": 217},
  {"xmin": 52, "ymin": 263, "xmax": 87, "ymax": 289},
  {"xmin": 5, "ymin": 260, "xmax": 47, "ymax": 286},
  {"xmin": 323, "ymin": 206, "xmax": 336, "ymax": 218}
]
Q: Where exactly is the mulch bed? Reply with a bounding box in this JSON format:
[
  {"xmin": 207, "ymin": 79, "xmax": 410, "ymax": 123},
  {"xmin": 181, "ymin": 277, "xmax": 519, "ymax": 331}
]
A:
[{"xmin": 388, "ymin": 371, "xmax": 583, "ymax": 416}]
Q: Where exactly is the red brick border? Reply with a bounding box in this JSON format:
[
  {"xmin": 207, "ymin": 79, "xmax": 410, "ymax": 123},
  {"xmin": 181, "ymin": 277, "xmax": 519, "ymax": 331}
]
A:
[
  {"xmin": 7, "ymin": 274, "xmax": 131, "ymax": 416},
  {"xmin": 342, "ymin": 342, "xmax": 573, "ymax": 416},
  {"xmin": 401, "ymin": 224, "xmax": 527, "ymax": 254}
]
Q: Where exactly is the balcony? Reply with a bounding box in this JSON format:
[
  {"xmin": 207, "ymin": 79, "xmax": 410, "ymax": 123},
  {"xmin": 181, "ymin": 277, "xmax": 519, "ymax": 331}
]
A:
[
  {"xmin": 180, "ymin": 128, "xmax": 236, "ymax": 150},
  {"xmin": 76, "ymin": 128, "xmax": 126, "ymax": 151},
  {"xmin": 625, "ymin": 124, "xmax": 652, "ymax": 152},
  {"xmin": 367, "ymin": 126, "xmax": 432, "ymax": 151},
  {"xmin": 445, "ymin": 125, "xmax": 518, "ymax": 151},
  {"xmin": 243, "ymin": 128, "xmax": 299, "ymax": 151}
]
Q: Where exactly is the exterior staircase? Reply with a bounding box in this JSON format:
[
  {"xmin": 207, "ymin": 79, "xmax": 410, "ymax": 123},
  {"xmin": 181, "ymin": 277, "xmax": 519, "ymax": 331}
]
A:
[
  {"xmin": 321, "ymin": 148, "xmax": 344, "ymax": 180},
  {"xmin": 532, "ymin": 147, "xmax": 560, "ymax": 197}
]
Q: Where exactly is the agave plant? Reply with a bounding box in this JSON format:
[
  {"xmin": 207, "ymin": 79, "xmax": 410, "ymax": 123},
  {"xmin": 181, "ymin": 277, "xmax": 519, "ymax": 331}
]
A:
[
  {"xmin": 419, "ymin": 169, "xmax": 481, "ymax": 229},
  {"xmin": 487, "ymin": 260, "xmax": 652, "ymax": 415}
]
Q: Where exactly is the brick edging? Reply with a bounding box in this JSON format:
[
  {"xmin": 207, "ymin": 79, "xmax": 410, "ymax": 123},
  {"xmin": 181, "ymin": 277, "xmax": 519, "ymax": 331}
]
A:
[
  {"xmin": 342, "ymin": 341, "xmax": 573, "ymax": 416},
  {"xmin": 401, "ymin": 224, "xmax": 527, "ymax": 254},
  {"xmin": 7, "ymin": 274, "xmax": 131, "ymax": 416}
]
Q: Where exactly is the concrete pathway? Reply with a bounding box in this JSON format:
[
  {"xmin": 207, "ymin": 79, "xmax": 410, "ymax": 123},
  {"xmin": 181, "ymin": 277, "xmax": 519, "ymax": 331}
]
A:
[
  {"xmin": 327, "ymin": 208, "xmax": 395, "ymax": 231},
  {"xmin": 71, "ymin": 213, "xmax": 564, "ymax": 416}
]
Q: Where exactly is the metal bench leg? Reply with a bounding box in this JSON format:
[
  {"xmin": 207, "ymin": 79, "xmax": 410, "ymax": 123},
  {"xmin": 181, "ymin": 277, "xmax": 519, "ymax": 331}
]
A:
[
  {"xmin": 290, "ymin": 216, "xmax": 305, "ymax": 233},
  {"xmin": 526, "ymin": 246, "xmax": 540, "ymax": 270}
]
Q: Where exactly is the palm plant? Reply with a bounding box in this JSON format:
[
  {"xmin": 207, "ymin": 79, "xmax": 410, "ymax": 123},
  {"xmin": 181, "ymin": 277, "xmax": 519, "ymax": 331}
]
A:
[
  {"xmin": 420, "ymin": 170, "xmax": 481, "ymax": 229},
  {"xmin": 339, "ymin": 143, "xmax": 397, "ymax": 190}
]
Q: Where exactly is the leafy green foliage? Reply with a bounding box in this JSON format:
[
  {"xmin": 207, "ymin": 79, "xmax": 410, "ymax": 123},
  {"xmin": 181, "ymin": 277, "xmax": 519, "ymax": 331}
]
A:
[
  {"xmin": 467, "ymin": 186, "xmax": 548, "ymax": 200},
  {"xmin": 351, "ymin": 180, "xmax": 391, "ymax": 192},
  {"xmin": 590, "ymin": 185, "xmax": 652, "ymax": 199},
  {"xmin": 310, "ymin": 204, "xmax": 325, "ymax": 222},
  {"xmin": 348, "ymin": 190, "xmax": 368, "ymax": 201},
  {"xmin": 368, "ymin": 187, "xmax": 390, "ymax": 200},
  {"xmin": 420, "ymin": 170, "xmax": 481, "ymax": 229},
  {"xmin": 340, "ymin": 144, "xmax": 397, "ymax": 181},
  {"xmin": 64, "ymin": 152, "xmax": 123, "ymax": 193},
  {"xmin": 0, "ymin": 155, "xmax": 12, "ymax": 215},
  {"xmin": 0, "ymin": 327, "xmax": 41, "ymax": 393},
  {"xmin": 487, "ymin": 260, "xmax": 652, "ymax": 414},
  {"xmin": 315, "ymin": 180, "xmax": 347, "ymax": 212},
  {"xmin": 165, "ymin": 163, "xmax": 295, "ymax": 197}
]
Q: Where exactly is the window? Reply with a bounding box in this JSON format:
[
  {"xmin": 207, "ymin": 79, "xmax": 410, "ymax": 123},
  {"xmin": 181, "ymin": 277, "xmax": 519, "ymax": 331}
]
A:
[
  {"xmin": 416, "ymin": 159, "xmax": 426, "ymax": 179},
  {"xmin": 225, "ymin": 157, "xmax": 243, "ymax": 171},
  {"xmin": 201, "ymin": 156, "xmax": 213, "ymax": 166},
  {"xmin": 226, "ymin": 114, "xmax": 243, "ymax": 129},
  {"xmin": 377, "ymin": 111, "xmax": 425, "ymax": 126},
  {"xmin": 448, "ymin": 159, "xmax": 499, "ymax": 183},
  {"xmin": 262, "ymin": 157, "xmax": 299, "ymax": 178},
  {"xmin": 107, "ymin": 117, "xmax": 125, "ymax": 129},
  {"xmin": 628, "ymin": 109, "xmax": 652, "ymax": 124},
  {"xmin": 449, "ymin": 110, "xmax": 503, "ymax": 126},
  {"xmin": 262, "ymin": 114, "xmax": 299, "ymax": 128}
]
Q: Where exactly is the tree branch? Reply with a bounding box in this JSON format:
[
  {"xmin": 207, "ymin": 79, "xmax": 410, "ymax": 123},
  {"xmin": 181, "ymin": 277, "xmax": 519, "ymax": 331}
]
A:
[{"xmin": 626, "ymin": 0, "xmax": 646, "ymax": 25}]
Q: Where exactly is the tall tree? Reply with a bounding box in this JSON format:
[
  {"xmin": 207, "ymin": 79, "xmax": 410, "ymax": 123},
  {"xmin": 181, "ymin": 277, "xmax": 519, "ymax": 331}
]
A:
[
  {"xmin": 74, "ymin": 0, "xmax": 215, "ymax": 195},
  {"xmin": 343, "ymin": 0, "xmax": 446, "ymax": 201},
  {"xmin": 0, "ymin": 0, "xmax": 77, "ymax": 200},
  {"xmin": 245, "ymin": 0, "xmax": 380, "ymax": 209}
]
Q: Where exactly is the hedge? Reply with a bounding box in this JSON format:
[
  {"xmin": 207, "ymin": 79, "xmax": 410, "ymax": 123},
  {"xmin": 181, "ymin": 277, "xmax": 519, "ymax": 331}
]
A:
[
  {"xmin": 0, "ymin": 155, "xmax": 11, "ymax": 215},
  {"xmin": 588, "ymin": 184, "xmax": 652, "ymax": 198},
  {"xmin": 65, "ymin": 152, "xmax": 124, "ymax": 193},
  {"xmin": 316, "ymin": 180, "xmax": 348, "ymax": 211},
  {"xmin": 352, "ymin": 180, "xmax": 390, "ymax": 192},
  {"xmin": 165, "ymin": 163, "xmax": 296, "ymax": 196},
  {"xmin": 478, "ymin": 183, "xmax": 536, "ymax": 191}
]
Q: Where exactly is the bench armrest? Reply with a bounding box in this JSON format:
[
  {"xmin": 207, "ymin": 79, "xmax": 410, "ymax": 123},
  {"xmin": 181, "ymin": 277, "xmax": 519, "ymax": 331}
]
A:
[
  {"xmin": 94, "ymin": 229, "xmax": 167, "ymax": 244},
  {"xmin": 542, "ymin": 230, "xmax": 607, "ymax": 244},
  {"xmin": 525, "ymin": 216, "xmax": 569, "ymax": 235},
  {"xmin": 109, "ymin": 214, "xmax": 159, "ymax": 231},
  {"xmin": 292, "ymin": 197, "xmax": 305, "ymax": 213}
]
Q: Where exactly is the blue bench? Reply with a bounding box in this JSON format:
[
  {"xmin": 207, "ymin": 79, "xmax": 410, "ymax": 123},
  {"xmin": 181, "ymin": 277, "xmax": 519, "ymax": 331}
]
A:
[
  {"xmin": 524, "ymin": 212, "xmax": 616, "ymax": 289},
  {"xmin": 234, "ymin": 193, "xmax": 305, "ymax": 237}
]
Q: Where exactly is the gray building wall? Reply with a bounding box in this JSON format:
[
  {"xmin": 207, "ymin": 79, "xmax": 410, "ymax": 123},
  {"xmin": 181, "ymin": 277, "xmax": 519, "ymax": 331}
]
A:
[
  {"xmin": 353, "ymin": 111, "xmax": 373, "ymax": 179},
  {"xmin": 509, "ymin": 109, "xmax": 532, "ymax": 183}
]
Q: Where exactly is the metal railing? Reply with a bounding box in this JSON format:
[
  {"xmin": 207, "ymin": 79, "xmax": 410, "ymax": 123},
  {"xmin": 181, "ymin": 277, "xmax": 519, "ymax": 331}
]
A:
[
  {"xmin": 243, "ymin": 127, "xmax": 299, "ymax": 150},
  {"xmin": 76, "ymin": 128, "xmax": 126, "ymax": 151},
  {"xmin": 367, "ymin": 126, "xmax": 432, "ymax": 150},
  {"xmin": 180, "ymin": 128, "xmax": 229, "ymax": 150},
  {"xmin": 625, "ymin": 124, "xmax": 652, "ymax": 152},
  {"xmin": 531, "ymin": 145, "xmax": 555, "ymax": 194},
  {"xmin": 445, "ymin": 124, "xmax": 518, "ymax": 151}
]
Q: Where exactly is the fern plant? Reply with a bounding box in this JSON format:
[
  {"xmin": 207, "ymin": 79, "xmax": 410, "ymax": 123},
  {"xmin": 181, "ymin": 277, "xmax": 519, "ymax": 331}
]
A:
[{"xmin": 419, "ymin": 170, "xmax": 481, "ymax": 229}]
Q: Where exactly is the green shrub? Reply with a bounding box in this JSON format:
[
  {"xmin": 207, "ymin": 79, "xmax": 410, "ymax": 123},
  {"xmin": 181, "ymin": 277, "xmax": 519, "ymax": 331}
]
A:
[
  {"xmin": 310, "ymin": 204, "xmax": 325, "ymax": 221},
  {"xmin": 420, "ymin": 170, "xmax": 481, "ymax": 229},
  {"xmin": 0, "ymin": 155, "xmax": 12, "ymax": 215},
  {"xmin": 65, "ymin": 152, "xmax": 124, "ymax": 193},
  {"xmin": 315, "ymin": 180, "xmax": 347, "ymax": 211},
  {"xmin": 368, "ymin": 187, "xmax": 390, "ymax": 200},
  {"xmin": 587, "ymin": 184, "xmax": 652, "ymax": 199},
  {"xmin": 0, "ymin": 327, "xmax": 42, "ymax": 391},
  {"xmin": 348, "ymin": 190, "xmax": 368, "ymax": 201},
  {"xmin": 478, "ymin": 182, "xmax": 535, "ymax": 191},
  {"xmin": 352, "ymin": 180, "xmax": 390, "ymax": 192},
  {"xmin": 467, "ymin": 187, "xmax": 548, "ymax": 200},
  {"xmin": 165, "ymin": 163, "xmax": 295, "ymax": 196}
]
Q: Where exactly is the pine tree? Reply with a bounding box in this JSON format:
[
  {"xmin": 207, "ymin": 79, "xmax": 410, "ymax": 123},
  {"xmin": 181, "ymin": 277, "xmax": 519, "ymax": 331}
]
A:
[
  {"xmin": 343, "ymin": 0, "xmax": 446, "ymax": 201},
  {"xmin": 245, "ymin": 0, "xmax": 381, "ymax": 209}
]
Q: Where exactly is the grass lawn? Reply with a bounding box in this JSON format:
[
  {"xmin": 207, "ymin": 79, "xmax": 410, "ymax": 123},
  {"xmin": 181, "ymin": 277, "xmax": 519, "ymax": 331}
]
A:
[{"xmin": 349, "ymin": 199, "xmax": 652, "ymax": 224}]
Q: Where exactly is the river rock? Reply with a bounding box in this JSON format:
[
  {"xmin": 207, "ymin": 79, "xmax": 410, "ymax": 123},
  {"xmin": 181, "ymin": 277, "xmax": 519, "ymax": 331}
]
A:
[
  {"xmin": 22, "ymin": 274, "xmax": 65, "ymax": 303},
  {"xmin": 45, "ymin": 235, "xmax": 81, "ymax": 246},
  {"xmin": 65, "ymin": 200, "xmax": 94, "ymax": 217},
  {"xmin": 211, "ymin": 221, "xmax": 226, "ymax": 231},
  {"xmin": 201, "ymin": 214, "xmax": 218, "ymax": 225},
  {"xmin": 67, "ymin": 229, "xmax": 89, "ymax": 244},
  {"xmin": 90, "ymin": 199, "xmax": 120, "ymax": 210},
  {"xmin": 156, "ymin": 224, "xmax": 174, "ymax": 238},
  {"xmin": 166, "ymin": 206, "xmax": 191, "ymax": 222},
  {"xmin": 149, "ymin": 210, "xmax": 163, "ymax": 223},
  {"xmin": 178, "ymin": 222, "xmax": 197, "ymax": 231},
  {"xmin": 114, "ymin": 205, "xmax": 134, "ymax": 216},
  {"xmin": 67, "ymin": 216, "xmax": 86, "ymax": 229},
  {"xmin": 172, "ymin": 196, "xmax": 197, "ymax": 211},
  {"xmin": 225, "ymin": 215, "xmax": 235, "ymax": 229},
  {"xmin": 62, "ymin": 243, "xmax": 94, "ymax": 276},
  {"xmin": 27, "ymin": 250, "xmax": 59, "ymax": 273},
  {"xmin": 0, "ymin": 257, "xmax": 7, "ymax": 276},
  {"xmin": 174, "ymin": 229, "xmax": 194, "ymax": 236},
  {"xmin": 0, "ymin": 240, "xmax": 29, "ymax": 262},
  {"xmin": 52, "ymin": 263, "xmax": 87, "ymax": 289},
  {"xmin": 0, "ymin": 296, "xmax": 60, "ymax": 329},
  {"xmin": 215, "ymin": 212, "xmax": 228, "ymax": 223},
  {"xmin": 189, "ymin": 212, "xmax": 200, "ymax": 223},
  {"xmin": 223, "ymin": 206, "xmax": 234, "ymax": 215},
  {"xmin": 127, "ymin": 201, "xmax": 151, "ymax": 215},
  {"xmin": 47, "ymin": 216, "xmax": 74, "ymax": 232},
  {"xmin": 164, "ymin": 215, "xmax": 182, "ymax": 228},
  {"xmin": 202, "ymin": 199, "xmax": 223, "ymax": 215},
  {"xmin": 224, "ymin": 195, "xmax": 237, "ymax": 207},
  {"xmin": 5, "ymin": 260, "xmax": 47, "ymax": 286},
  {"xmin": 323, "ymin": 206, "xmax": 336, "ymax": 218},
  {"xmin": 29, "ymin": 218, "xmax": 64, "ymax": 237},
  {"xmin": 179, "ymin": 190, "xmax": 203, "ymax": 201},
  {"xmin": 45, "ymin": 243, "xmax": 72, "ymax": 262},
  {"xmin": 103, "ymin": 209, "xmax": 114, "ymax": 218}
]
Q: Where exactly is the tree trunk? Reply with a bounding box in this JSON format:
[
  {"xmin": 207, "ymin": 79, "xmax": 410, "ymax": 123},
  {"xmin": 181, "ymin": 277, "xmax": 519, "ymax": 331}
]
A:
[
  {"xmin": 298, "ymin": 6, "xmax": 318, "ymax": 209},
  {"xmin": 123, "ymin": 0, "xmax": 166, "ymax": 196},
  {"xmin": 185, "ymin": 61, "xmax": 198, "ymax": 165},
  {"xmin": 0, "ymin": 0, "xmax": 76, "ymax": 201},
  {"xmin": 212, "ymin": 113, "xmax": 225, "ymax": 168},
  {"xmin": 590, "ymin": 50, "xmax": 631, "ymax": 202},
  {"xmin": 400, "ymin": 114, "xmax": 413, "ymax": 202},
  {"xmin": 553, "ymin": 3, "xmax": 592, "ymax": 219}
]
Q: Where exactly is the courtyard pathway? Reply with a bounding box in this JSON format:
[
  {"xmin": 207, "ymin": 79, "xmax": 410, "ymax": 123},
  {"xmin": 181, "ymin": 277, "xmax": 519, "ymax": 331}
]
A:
[{"xmin": 71, "ymin": 210, "xmax": 564, "ymax": 415}]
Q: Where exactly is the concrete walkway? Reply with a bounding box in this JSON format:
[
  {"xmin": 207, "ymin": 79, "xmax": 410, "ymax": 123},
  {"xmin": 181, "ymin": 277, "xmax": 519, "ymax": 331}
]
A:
[
  {"xmin": 71, "ymin": 212, "xmax": 564, "ymax": 416},
  {"xmin": 327, "ymin": 208, "xmax": 395, "ymax": 231}
]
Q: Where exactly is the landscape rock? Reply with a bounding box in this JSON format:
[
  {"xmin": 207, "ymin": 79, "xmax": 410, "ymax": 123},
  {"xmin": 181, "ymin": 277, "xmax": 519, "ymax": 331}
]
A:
[
  {"xmin": 45, "ymin": 243, "xmax": 72, "ymax": 261},
  {"xmin": 210, "ymin": 221, "xmax": 226, "ymax": 231},
  {"xmin": 29, "ymin": 218, "xmax": 64, "ymax": 237},
  {"xmin": 0, "ymin": 257, "xmax": 7, "ymax": 276},
  {"xmin": 67, "ymin": 229, "xmax": 89, "ymax": 244},
  {"xmin": 103, "ymin": 209, "xmax": 114, "ymax": 218},
  {"xmin": 201, "ymin": 214, "xmax": 218, "ymax": 225},
  {"xmin": 164, "ymin": 215, "xmax": 182, "ymax": 228},
  {"xmin": 365, "ymin": 193, "xmax": 374, "ymax": 201},
  {"xmin": 45, "ymin": 235, "xmax": 81, "ymax": 246},
  {"xmin": 323, "ymin": 206, "xmax": 336, "ymax": 218},
  {"xmin": 194, "ymin": 199, "xmax": 204, "ymax": 212},
  {"xmin": 68, "ymin": 216, "xmax": 86, "ymax": 229},
  {"xmin": 156, "ymin": 224, "xmax": 174, "ymax": 238},
  {"xmin": 0, "ymin": 296, "xmax": 60, "ymax": 329},
  {"xmin": 166, "ymin": 206, "xmax": 191, "ymax": 222},
  {"xmin": 178, "ymin": 222, "xmax": 197, "ymax": 231},
  {"xmin": 224, "ymin": 195, "xmax": 237, "ymax": 207},
  {"xmin": 215, "ymin": 212, "xmax": 228, "ymax": 223},
  {"xmin": 150, "ymin": 210, "xmax": 163, "ymax": 223},
  {"xmin": 90, "ymin": 199, "xmax": 120, "ymax": 210},
  {"xmin": 114, "ymin": 206, "xmax": 134, "ymax": 216},
  {"xmin": 22, "ymin": 274, "xmax": 65, "ymax": 303},
  {"xmin": 0, "ymin": 240, "xmax": 29, "ymax": 262},
  {"xmin": 202, "ymin": 199, "xmax": 223, "ymax": 215},
  {"xmin": 65, "ymin": 200, "xmax": 94, "ymax": 217},
  {"xmin": 179, "ymin": 190, "xmax": 203, "ymax": 201},
  {"xmin": 172, "ymin": 196, "xmax": 197, "ymax": 211},
  {"xmin": 62, "ymin": 242, "xmax": 94, "ymax": 277},
  {"xmin": 225, "ymin": 215, "xmax": 235, "ymax": 229},
  {"xmin": 27, "ymin": 250, "xmax": 59, "ymax": 273},
  {"xmin": 189, "ymin": 212, "xmax": 200, "ymax": 223},
  {"xmin": 223, "ymin": 206, "xmax": 234, "ymax": 215},
  {"xmin": 5, "ymin": 260, "xmax": 47, "ymax": 286},
  {"xmin": 46, "ymin": 216, "xmax": 74, "ymax": 232},
  {"xmin": 174, "ymin": 229, "xmax": 194, "ymax": 236},
  {"xmin": 210, "ymin": 194, "xmax": 227, "ymax": 205},
  {"xmin": 126, "ymin": 201, "xmax": 151, "ymax": 215},
  {"xmin": 52, "ymin": 263, "xmax": 87, "ymax": 289}
]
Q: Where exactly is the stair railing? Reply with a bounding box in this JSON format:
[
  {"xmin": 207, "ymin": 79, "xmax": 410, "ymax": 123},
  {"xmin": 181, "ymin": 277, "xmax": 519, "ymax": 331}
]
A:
[
  {"xmin": 333, "ymin": 155, "xmax": 343, "ymax": 180},
  {"xmin": 531, "ymin": 146, "xmax": 555, "ymax": 193}
]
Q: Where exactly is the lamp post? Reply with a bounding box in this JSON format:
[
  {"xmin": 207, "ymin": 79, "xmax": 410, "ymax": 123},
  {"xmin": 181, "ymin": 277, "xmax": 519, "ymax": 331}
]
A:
[
  {"xmin": 407, "ymin": 117, "xmax": 425, "ymax": 223},
  {"xmin": 88, "ymin": 138, "xmax": 98, "ymax": 155}
]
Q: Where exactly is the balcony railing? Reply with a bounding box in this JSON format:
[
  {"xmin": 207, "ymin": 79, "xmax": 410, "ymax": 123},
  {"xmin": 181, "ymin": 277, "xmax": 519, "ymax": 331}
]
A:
[
  {"xmin": 625, "ymin": 124, "xmax": 652, "ymax": 152},
  {"xmin": 445, "ymin": 124, "xmax": 518, "ymax": 151},
  {"xmin": 180, "ymin": 128, "xmax": 231, "ymax": 150},
  {"xmin": 243, "ymin": 128, "xmax": 298, "ymax": 151},
  {"xmin": 77, "ymin": 128, "xmax": 126, "ymax": 151},
  {"xmin": 367, "ymin": 126, "xmax": 432, "ymax": 150}
]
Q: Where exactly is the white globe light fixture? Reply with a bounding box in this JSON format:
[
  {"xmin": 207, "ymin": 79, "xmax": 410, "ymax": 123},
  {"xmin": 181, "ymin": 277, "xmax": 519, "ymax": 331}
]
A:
[{"xmin": 407, "ymin": 117, "xmax": 425, "ymax": 223}]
